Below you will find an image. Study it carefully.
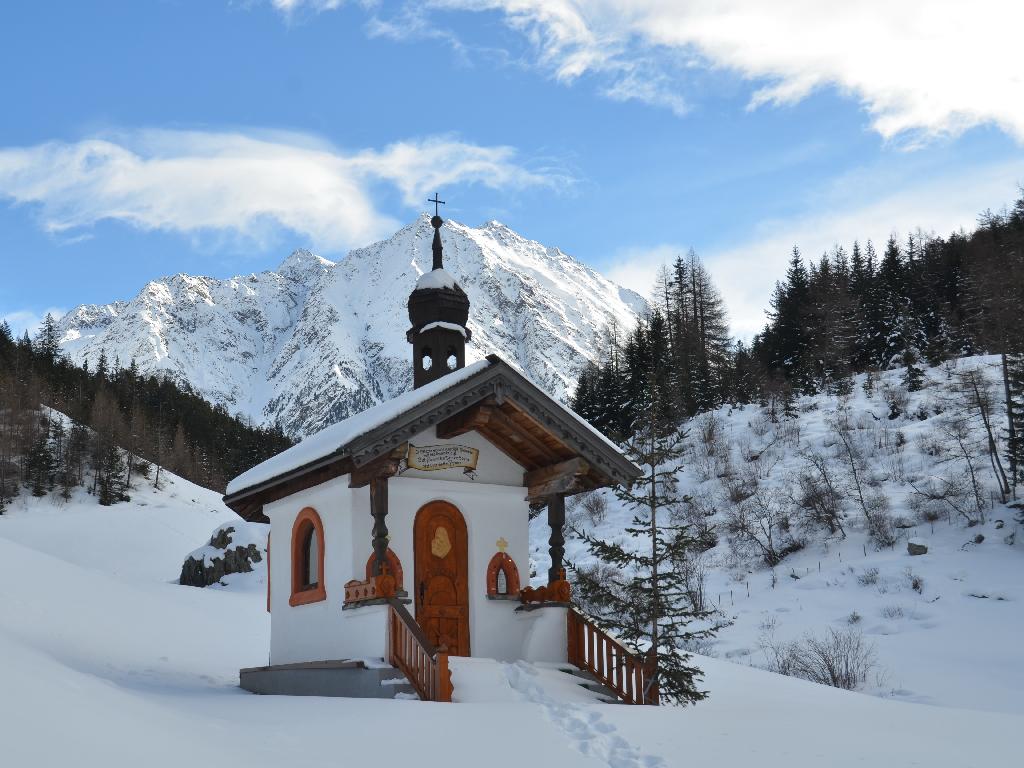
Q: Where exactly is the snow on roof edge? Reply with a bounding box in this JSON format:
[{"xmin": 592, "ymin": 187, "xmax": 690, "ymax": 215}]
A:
[
  {"xmin": 225, "ymin": 360, "xmax": 492, "ymax": 496},
  {"xmin": 225, "ymin": 354, "xmax": 634, "ymax": 499}
]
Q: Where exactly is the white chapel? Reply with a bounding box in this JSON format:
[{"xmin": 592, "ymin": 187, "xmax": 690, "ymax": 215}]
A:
[{"xmin": 224, "ymin": 206, "xmax": 647, "ymax": 702}]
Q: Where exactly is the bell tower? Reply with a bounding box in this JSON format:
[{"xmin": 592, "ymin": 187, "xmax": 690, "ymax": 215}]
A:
[{"xmin": 407, "ymin": 194, "xmax": 471, "ymax": 389}]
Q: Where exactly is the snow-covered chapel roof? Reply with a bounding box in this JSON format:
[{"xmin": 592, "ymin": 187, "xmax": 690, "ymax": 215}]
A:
[
  {"xmin": 224, "ymin": 353, "xmax": 639, "ymax": 518},
  {"xmin": 226, "ymin": 359, "xmax": 489, "ymax": 496}
]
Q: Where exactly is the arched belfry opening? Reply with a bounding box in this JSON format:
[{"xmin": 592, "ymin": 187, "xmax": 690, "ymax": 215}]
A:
[{"xmin": 407, "ymin": 194, "xmax": 471, "ymax": 388}]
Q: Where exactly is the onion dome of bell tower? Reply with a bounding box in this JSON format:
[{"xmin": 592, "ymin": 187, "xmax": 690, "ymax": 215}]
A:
[{"xmin": 407, "ymin": 193, "xmax": 471, "ymax": 389}]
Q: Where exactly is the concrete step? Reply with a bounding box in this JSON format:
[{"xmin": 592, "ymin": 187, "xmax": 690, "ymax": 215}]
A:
[
  {"xmin": 558, "ymin": 666, "xmax": 622, "ymax": 703},
  {"xmin": 241, "ymin": 658, "xmax": 418, "ymax": 699},
  {"xmin": 378, "ymin": 670, "xmax": 419, "ymax": 700}
]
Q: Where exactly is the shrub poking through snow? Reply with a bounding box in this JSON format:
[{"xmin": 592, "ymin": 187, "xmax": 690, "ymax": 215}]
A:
[
  {"xmin": 881, "ymin": 604, "xmax": 904, "ymax": 619},
  {"xmin": 905, "ymin": 568, "xmax": 924, "ymax": 593},
  {"xmin": 857, "ymin": 567, "xmax": 880, "ymax": 586},
  {"xmin": 761, "ymin": 627, "xmax": 877, "ymax": 691}
]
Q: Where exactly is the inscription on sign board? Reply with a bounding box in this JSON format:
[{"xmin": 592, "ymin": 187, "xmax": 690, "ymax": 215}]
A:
[{"xmin": 404, "ymin": 444, "xmax": 480, "ymax": 477}]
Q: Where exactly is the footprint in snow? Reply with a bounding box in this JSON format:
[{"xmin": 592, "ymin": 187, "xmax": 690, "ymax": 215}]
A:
[{"xmin": 505, "ymin": 661, "xmax": 666, "ymax": 768}]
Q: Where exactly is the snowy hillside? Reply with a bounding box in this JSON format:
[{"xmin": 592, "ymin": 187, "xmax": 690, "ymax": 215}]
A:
[
  {"xmin": 0, "ymin": 460, "xmax": 1018, "ymax": 766},
  {"xmin": 0, "ymin": 468, "xmax": 246, "ymax": 584},
  {"xmin": 541, "ymin": 356, "xmax": 1024, "ymax": 715},
  {"xmin": 56, "ymin": 216, "xmax": 645, "ymax": 437}
]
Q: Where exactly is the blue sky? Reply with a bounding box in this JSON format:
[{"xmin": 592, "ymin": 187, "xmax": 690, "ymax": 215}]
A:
[{"xmin": 1, "ymin": 0, "xmax": 1022, "ymax": 338}]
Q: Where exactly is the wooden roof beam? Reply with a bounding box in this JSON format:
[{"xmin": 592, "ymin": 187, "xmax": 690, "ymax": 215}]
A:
[
  {"xmin": 436, "ymin": 403, "xmax": 494, "ymax": 439},
  {"xmin": 524, "ymin": 457, "xmax": 591, "ymax": 503},
  {"xmin": 349, "ymin": 445, "xmax": 407, "ymax": 488},
  {"xmin": 438, "ymin": 402, "xmax": 565, "ymax": 469},
  {"xmin": 479, "ymin": 406, "xmax": 564, "ymax": 465}
]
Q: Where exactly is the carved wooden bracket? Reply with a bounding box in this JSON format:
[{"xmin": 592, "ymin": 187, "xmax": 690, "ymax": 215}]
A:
[
  {"xmin": 519, "ymin": 578, "xmax": 571, "ymax": 604},
  {"xmin": 344, "ymin": 574, "xmax": 397, "ymax": 604}
]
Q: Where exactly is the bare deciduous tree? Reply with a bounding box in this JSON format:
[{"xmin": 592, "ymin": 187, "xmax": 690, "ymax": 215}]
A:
[
  {"xmin": 725, "ymin": 487, "xmax": 802, "ymax": 566},
  {"xmin": 790, "ymin": 450, "xmax": 846, "ymax": 537}
]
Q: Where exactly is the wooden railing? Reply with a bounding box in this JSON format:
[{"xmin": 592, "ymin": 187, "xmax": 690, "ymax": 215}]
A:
[
  {"xmin": 387, "ymin": 599, "xmax": 453, "ymax": 702},
  {"xmin": 567, "ymin": 607, "xmax": 659, "ymax": 705}
]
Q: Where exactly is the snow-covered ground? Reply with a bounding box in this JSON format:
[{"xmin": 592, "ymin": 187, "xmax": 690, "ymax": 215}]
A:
[
  {"xmin": 541, "ymin": 356, "xmax": 1024, "ymax": 719},
  {"xmin": 1, "ymin": 357, "xmax": 1021, "ymax": 767}
]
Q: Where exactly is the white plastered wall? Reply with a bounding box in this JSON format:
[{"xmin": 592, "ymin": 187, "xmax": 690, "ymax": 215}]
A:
[
  {"xmin": 266, "ymin": 475, "xmax": 390, "ymax": 666},
  {"xmin": 267, "ymin": 424, "xmax": 540, "ymax": 664}
]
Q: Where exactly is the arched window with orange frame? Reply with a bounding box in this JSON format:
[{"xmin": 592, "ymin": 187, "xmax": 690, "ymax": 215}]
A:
[{"xmin": 290, "ymin": 507, "xmax": 326, "ymax": 606}]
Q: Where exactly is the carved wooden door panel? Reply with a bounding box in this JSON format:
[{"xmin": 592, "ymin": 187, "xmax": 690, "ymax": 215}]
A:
[{"xmin": 414, "ymin": 501, "xmax": 470, "ymax": 656}]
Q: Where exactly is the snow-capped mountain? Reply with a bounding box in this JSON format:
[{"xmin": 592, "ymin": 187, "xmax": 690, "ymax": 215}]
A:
[{"xmin": 57, "ymin": 215, "xmax": 646, "ymax": 436}]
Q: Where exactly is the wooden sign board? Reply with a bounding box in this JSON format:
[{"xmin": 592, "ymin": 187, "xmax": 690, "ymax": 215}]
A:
[{"xmin": 405, "ymin": 444, "xmax": 479, "ymax": 476}]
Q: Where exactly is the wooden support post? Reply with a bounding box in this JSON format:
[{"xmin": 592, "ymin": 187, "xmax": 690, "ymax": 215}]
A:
[
  {"xmin": 547, "ymin": 493, "xmax": 566, "ymax": 584},
  {"xmin": 370, "ymin": 476, "xmax": 389, "ymax": 577}
]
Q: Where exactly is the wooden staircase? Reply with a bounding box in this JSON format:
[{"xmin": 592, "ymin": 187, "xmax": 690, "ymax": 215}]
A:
[
  {"xmin": 566, "ymin": 607, "xmax": 659, "ymax": 705},
  {"xmin": 381, "ymin": 600, "xmax": 657, "ymax": 705},
  {"xmin": 387, "ymin": 598, "xmax": 453, "ymax": 702}
]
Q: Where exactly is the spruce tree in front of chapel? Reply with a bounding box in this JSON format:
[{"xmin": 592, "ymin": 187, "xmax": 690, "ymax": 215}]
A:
[{"xmin": 572, "ymin": 376, "xmax": 718, "ymax": 705}]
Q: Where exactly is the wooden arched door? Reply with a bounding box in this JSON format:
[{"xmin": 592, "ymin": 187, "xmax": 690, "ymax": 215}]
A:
[{"xmin": 414, "ymin": 501, "xmax": 470, "ymax": 656}]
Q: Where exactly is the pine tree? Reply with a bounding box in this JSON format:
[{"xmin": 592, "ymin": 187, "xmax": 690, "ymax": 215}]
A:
[
  {"xmin": 95, "ymin": 348, "xmax": 108, "ymax": 381},
  {"xmin": 730, "ymin": 340, "xmax": 760, "ymax": 404},
  {"xmin": 902, "ymin": 348, "xmax": 925, "ymax": 393},
  {"xmin": 862, "ymin": 368, "xmax": 877, "ymax": 398},
  {"xmin": 1006, "ymin": 351, "xmax": 1024, "ymax": 493},
  {"xmin": 67, "ymin": 422, "xmax": 90, "ymax": 487},
  {"xmin": 573, "ymin": 377, "xmax": 717, "ymax": 705},
  {"xmin": 782, "ymin": 384, "xmax": 798, "ymax": 420},
  {"xmin": 571, "ymin": 363, "xmax": 601, "ymax": 426},
  {"xmin": 877, "ymin": 236, "xmax": 909, "ymax": 367},
  {"xmin": 24, "ymin": 423, "xmax": 54, "ymax": 497},
  {"xmin": 765, "ymin": 247, "xmax": 815, "ymax": 393},
  {"xmin": 33, "ymin": 313, "xmax": 62, "ymax": 364},
  {"xmin": 94, "ymin": 439, "xmax": 126, "ymax": 506}
]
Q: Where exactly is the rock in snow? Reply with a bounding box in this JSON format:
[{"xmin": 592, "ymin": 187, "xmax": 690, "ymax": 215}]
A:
[
  {"xmin": 907, "ymin": 539, "xmax": 928, "ymax": 556},
  {"xmin": 179, "ymin": 522, "xmax": 267, "ymax": 587},
  {"xmin": 56, "ymin": 215, "xmax": 646, "ymax": 437}
]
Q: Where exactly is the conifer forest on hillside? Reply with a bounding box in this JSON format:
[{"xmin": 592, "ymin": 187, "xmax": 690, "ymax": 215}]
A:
[
  {"xmin": 0, "ymin": 322, "xmax": 292, "ymax": 510},
  {"xmin": 572, "ymin": 194, "xmax": 1024, "ymax": 494}
]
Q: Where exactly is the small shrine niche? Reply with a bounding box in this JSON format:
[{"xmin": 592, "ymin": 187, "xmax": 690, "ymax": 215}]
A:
[
  {"xmin": 343, "ymin": 548, "xmax": 406, "ymax": 607},
  {"xmin": 486, "ymin": 546, "xmax": 520, "ymax": 599},
  {"xmin": 365, "ymin": 548, "xmax": 404, "ymax": 589}
]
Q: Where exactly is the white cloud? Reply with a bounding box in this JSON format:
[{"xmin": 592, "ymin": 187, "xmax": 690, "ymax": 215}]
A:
[
  {"xmin": 605, "ymin": 244, "xmax": 681, "ymax": 301},
  {"xmin": 2, "ymin": 308, "xmax": 66, "ymax": 338},
  {"xmin": 271, "ymin": 0, "xmax": 346, "ymax": 13},
  {"xmin": 606, "ymin": 161, "xmax": 1024, "ymax": 340},
  {"xmin": 281, "ymin": 0, "xmax": 1024, "ymax": 142},
  {"xmin": 0, "ymin": 129, "xmax": 558, "ymax": 252}
]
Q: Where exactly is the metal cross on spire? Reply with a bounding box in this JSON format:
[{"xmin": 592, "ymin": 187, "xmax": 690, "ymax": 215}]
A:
[{"xmin": 428, "ymin": 193, "xmax": 445, "ymax": 217}]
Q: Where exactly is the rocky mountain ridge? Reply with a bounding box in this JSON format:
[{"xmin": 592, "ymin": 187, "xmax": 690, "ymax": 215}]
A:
[{"xmin": 57, "ymin": 215, "xmax": 646, "ymax": 437}]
